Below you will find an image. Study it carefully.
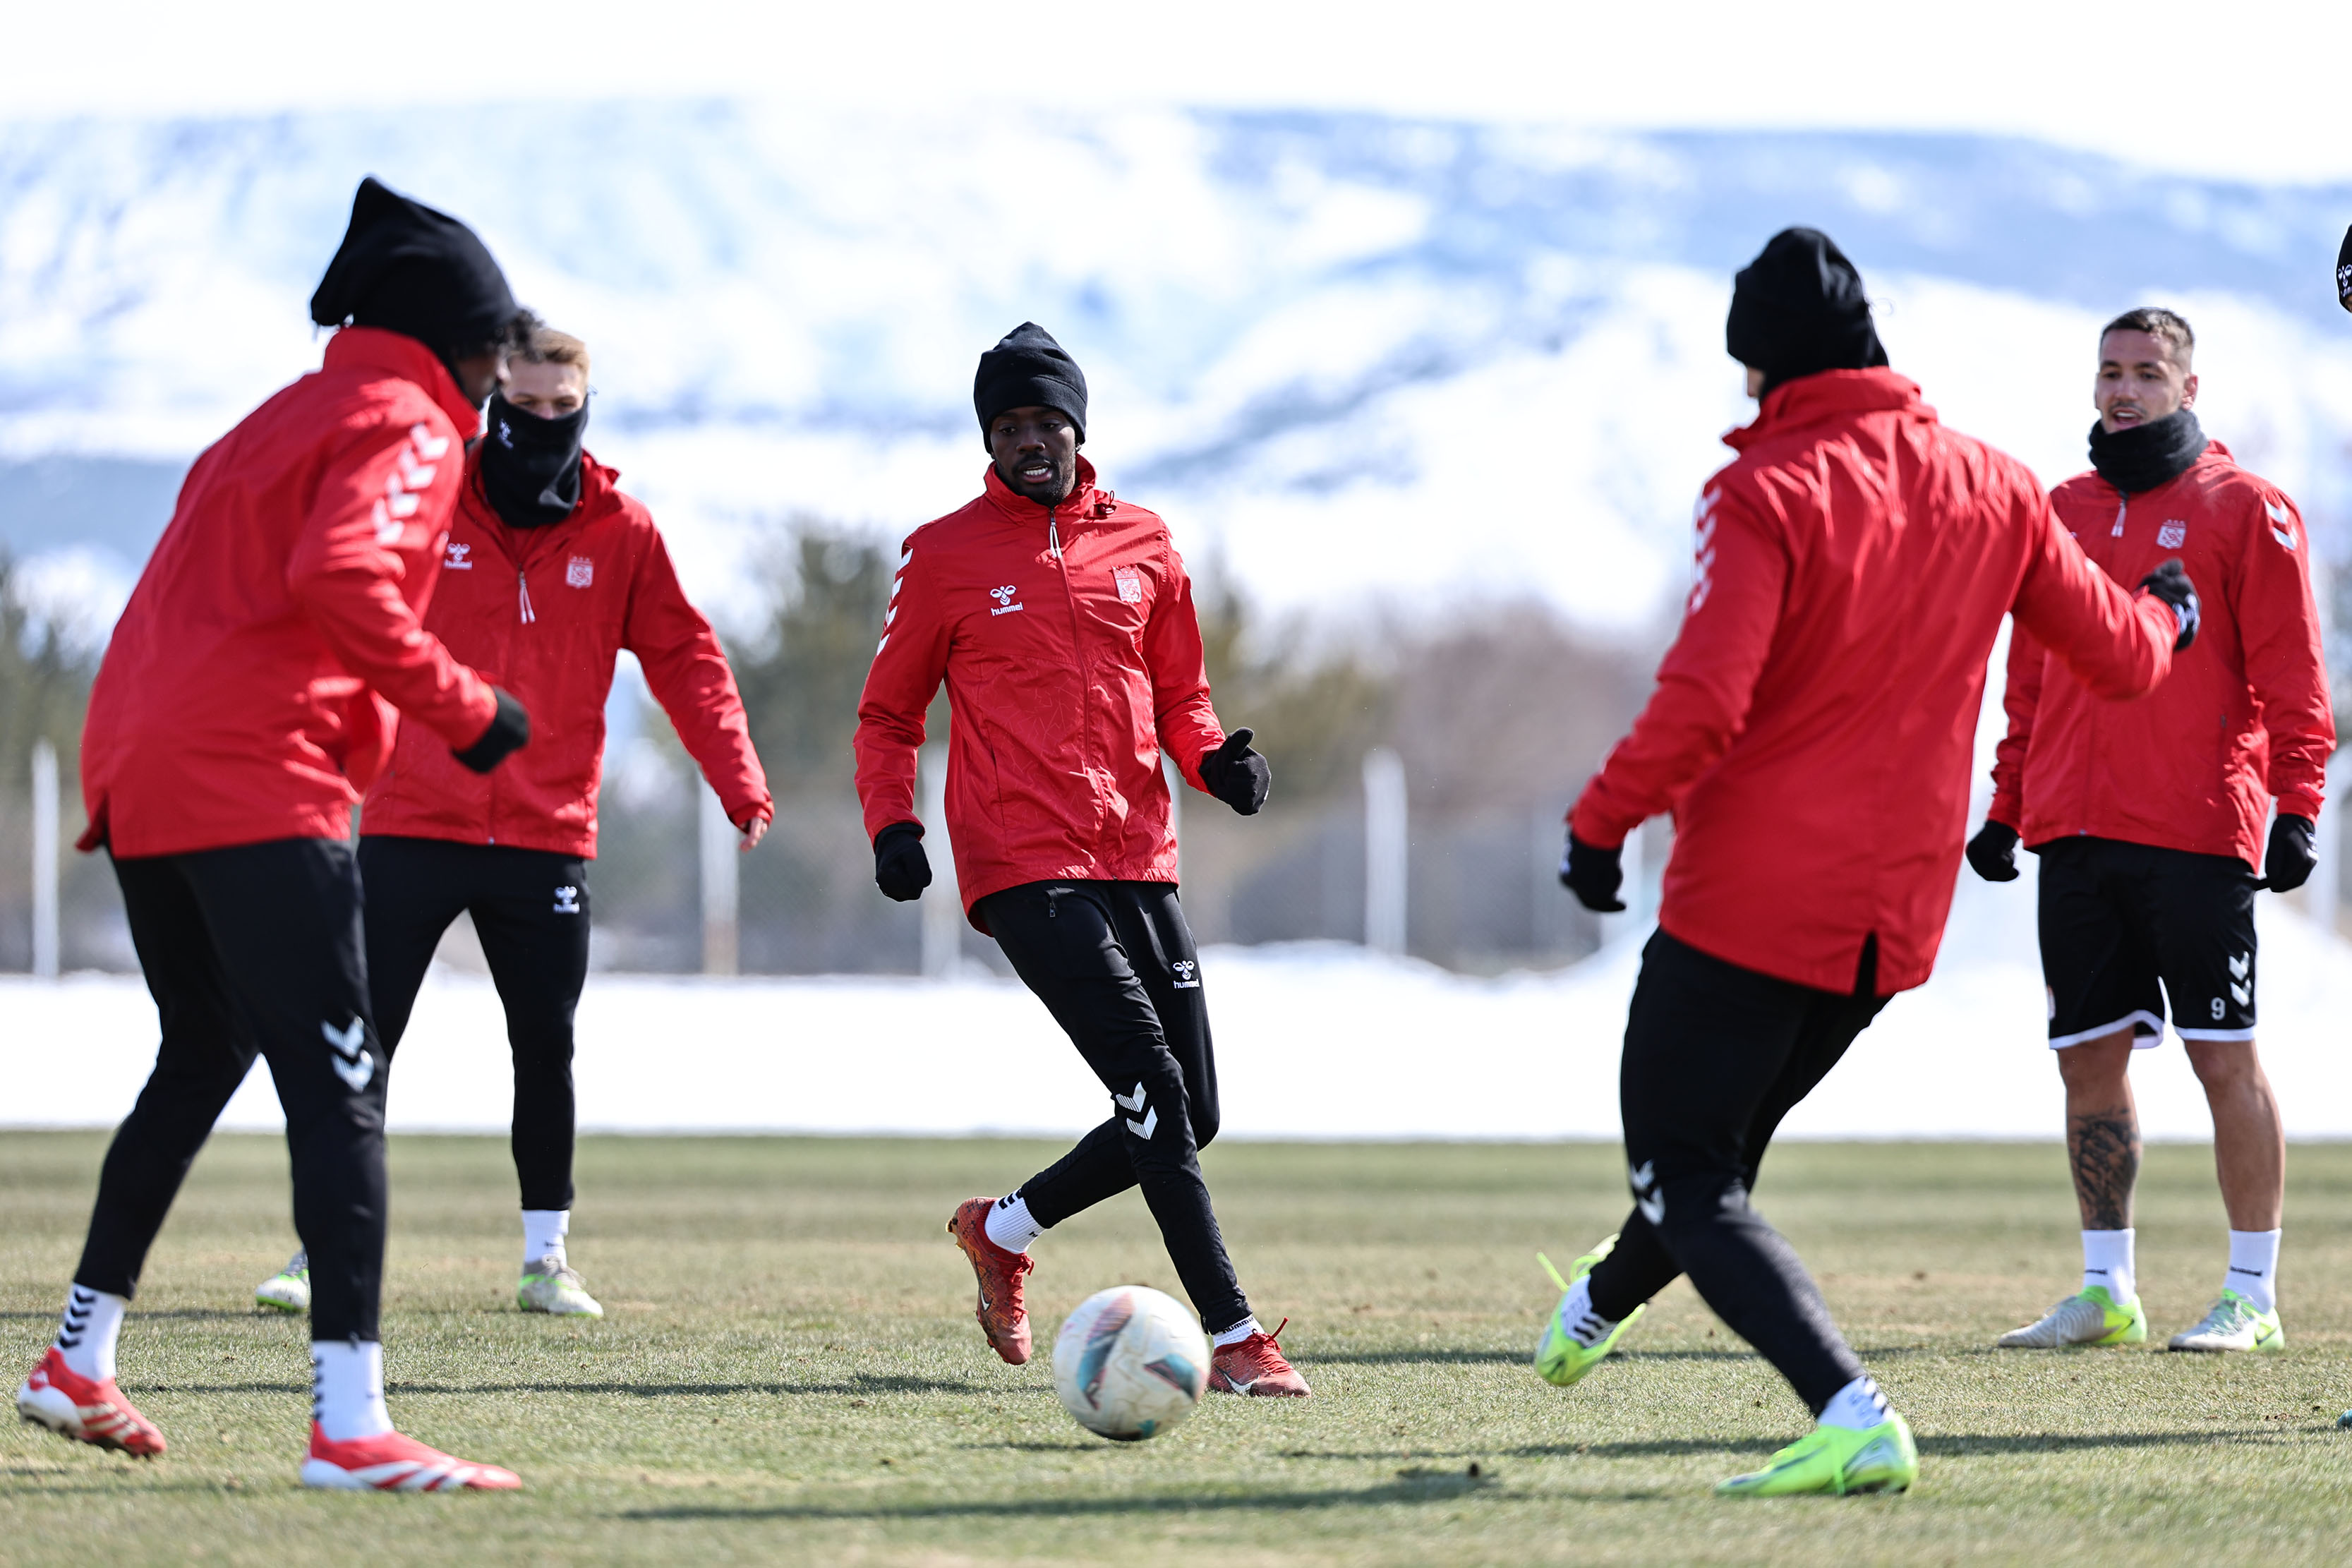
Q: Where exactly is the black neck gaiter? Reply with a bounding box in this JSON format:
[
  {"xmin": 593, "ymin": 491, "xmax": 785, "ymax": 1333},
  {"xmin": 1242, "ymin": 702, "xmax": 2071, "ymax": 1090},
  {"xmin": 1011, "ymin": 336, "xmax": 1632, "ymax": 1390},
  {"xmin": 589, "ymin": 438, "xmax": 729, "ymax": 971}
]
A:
[
  {"xmin": 2087, "ymin": 409, "xmax": 2205, "ymax": 495},
  {"xmin": 479, "ymin": 393, "xmax": 588, "ymax": 527}
]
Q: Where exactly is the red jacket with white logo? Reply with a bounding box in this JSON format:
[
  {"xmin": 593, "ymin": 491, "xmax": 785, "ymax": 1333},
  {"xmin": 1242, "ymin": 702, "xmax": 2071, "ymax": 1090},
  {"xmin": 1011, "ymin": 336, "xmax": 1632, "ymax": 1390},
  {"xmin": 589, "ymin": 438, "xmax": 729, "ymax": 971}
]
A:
[
  {"xmin": 79, "ymin": 328, "xmax": 499, "ymax": 859},
  {"xmin": 1572, "ymin": 369, "xmax": 2181, "ymax": 995},
  {"xmin": 853, "ymin": 458, "xmax": 1228, "ymax": 922},
  {"xmin": 1988, "ymin": 440, "xmax": 2332, "ymax": 869},
  {"xmin": 358, "ymin": 450, "xmax": 771, "ymax": 857}
]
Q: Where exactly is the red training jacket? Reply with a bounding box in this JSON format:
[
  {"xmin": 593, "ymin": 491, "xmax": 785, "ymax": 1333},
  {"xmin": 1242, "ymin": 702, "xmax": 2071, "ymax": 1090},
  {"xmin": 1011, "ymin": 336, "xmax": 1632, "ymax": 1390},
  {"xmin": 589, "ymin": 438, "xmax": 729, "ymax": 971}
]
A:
[
  {"xmin": 854, "ymin": 458, "xmax": 1228, "ymax": 922},
  {"xmin": 1989, "ymin": 441, "xmax": 2331, "ymax": 869},
  {"xmin": 80, "ymin": 328, "xmax": 499, "ymax": 859},
  {"xmin": 1573, "ymin": 369, "xmax": 2181, "ymax": 995},
  {"xmin": 359, "ymin": 451, "xmax": 771, "ymax": 857}
]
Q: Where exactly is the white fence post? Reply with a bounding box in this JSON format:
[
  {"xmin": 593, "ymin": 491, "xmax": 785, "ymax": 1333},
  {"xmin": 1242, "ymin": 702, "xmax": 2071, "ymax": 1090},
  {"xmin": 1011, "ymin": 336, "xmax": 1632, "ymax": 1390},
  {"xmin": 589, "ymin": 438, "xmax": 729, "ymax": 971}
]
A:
[
  {"xmin": 2312, "ymin": 750, "xmax": 2344, "ymax": 938},
  {"xmin": 699, "ymin": 786, "xmax": 739, "ymax": 976},
  {"xmin": 922, "ymin": 742, "xmax": 961, "ymax": 979},
  {"xmin": 32, "ymin": 738, "xmax": 59, "ymax": 979},
  {"xmin": 1363, "ymin": 747, "xmax": 1407, "ymax": 955}
]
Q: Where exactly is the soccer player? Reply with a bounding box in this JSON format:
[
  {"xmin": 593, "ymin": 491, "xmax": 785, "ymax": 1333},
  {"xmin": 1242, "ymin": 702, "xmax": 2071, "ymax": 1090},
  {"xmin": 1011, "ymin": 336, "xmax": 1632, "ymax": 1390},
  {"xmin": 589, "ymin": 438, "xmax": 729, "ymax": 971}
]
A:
[
  {"xmin": 16, "ymin": 179, "xmax": 533, "ymax": 1490},
  {"xmin": 251, "ymin": 325, "xmax": 773, "ymax": 1320},
  {"xmin": 1969, "ymin": 308, "xmax": 2330, "ymax": 1355},
  {"xmin": 1548, "ymin": 229, "xmax": 2197, "ymax": 1497},
  {"xmin": 854, "ymin": 323, "xmax": 1307, "ymax": 1398}
]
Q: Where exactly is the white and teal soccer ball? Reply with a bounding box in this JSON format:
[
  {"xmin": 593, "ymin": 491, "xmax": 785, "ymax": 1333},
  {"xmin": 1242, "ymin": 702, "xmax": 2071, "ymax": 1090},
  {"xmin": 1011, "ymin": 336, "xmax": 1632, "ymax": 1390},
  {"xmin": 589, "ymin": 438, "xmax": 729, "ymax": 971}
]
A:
[{"xmin": 1051, "ymin": 1285, "xmax": 1210, "ymax": 1442}]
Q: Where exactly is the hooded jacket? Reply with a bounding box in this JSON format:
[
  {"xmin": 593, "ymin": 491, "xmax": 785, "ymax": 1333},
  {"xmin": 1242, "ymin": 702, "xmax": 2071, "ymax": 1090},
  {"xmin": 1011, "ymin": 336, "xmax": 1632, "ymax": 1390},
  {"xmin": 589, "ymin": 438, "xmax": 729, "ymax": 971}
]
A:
[
  {"xmin": 1989, "ymin": 440, "xmax": 2332, "ymax": 868},
  {"xmin": 359, "ymin": 450, "xmax": 771, "ymax": 856},
  {"xmin": 1572, "ymin": 368, "xmax": 2181, "ymax": 995},
  {"xmin": 853, "ymin": 458, "xmax": 1226, "ymax": 922},
  {"xmin": 80, "ymin": 328, "xmax": 500, "ymax": 859}
]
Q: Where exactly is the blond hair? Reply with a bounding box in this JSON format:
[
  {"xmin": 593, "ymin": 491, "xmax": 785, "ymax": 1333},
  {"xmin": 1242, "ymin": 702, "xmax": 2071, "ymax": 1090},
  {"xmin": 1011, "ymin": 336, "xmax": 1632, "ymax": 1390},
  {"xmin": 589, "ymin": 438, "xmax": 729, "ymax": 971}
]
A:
[{"xmin": 514, "ymin": 325, "xmax": 591, "ymax": 382}]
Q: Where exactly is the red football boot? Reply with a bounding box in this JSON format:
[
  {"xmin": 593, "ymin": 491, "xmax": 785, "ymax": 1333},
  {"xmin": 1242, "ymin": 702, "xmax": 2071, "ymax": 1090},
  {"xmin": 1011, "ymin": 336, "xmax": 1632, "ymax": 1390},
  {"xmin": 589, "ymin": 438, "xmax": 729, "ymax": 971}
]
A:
[
  {"xmin": 948, "ymin": 1197, "xmax": 1035, "ymax": 1365},
  {"xmin": 16, "ymin": 1347, "xmax": 167, "ymax": 1457},
  {"xmin": 1207, "ymin": 1318, "xmax": 1311, "ymax": 1397},
  {"xmin": 300, "ymin": 1424, "xmax": 521, "ymax": 1490}
]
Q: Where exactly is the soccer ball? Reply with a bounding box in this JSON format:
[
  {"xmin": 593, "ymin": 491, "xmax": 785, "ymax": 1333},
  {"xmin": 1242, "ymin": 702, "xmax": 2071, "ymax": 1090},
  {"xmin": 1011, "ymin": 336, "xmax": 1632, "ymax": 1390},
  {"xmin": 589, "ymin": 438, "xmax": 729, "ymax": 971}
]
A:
[{"xmin": 1051, "ymin": 1285, "xmax": 1210, "ymax": 1442}]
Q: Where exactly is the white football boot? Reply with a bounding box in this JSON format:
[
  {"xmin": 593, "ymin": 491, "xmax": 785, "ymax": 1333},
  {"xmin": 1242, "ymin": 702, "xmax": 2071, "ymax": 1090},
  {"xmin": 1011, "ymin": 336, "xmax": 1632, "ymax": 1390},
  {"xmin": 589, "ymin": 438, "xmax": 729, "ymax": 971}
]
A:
[
  {"xmin": 517, "ymin": 1256, "xmax": 603, "ymax": 1318},
  {"xmin": 255, "ymin": 1250, "xmax": 311, "ymax": 1314}
]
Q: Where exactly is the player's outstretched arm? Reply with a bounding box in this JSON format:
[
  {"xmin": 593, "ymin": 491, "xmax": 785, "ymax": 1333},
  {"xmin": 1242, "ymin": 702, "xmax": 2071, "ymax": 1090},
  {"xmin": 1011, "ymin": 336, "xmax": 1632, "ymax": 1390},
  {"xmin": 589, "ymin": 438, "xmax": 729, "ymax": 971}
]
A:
[
  {"xmin": 624, "ymin": 529, "xmax": 774, "ymax": 841},
  {"xmin": 287, "ymin": 416, "xmax": 502, "ymax": 753},
  {"xmin": 1571, "ymin": 486, "xmax": 1786, "ymax": 855},
  {"xmin": 2009, "ymin": 499, "xmax": 2179, "ymax": 699}
]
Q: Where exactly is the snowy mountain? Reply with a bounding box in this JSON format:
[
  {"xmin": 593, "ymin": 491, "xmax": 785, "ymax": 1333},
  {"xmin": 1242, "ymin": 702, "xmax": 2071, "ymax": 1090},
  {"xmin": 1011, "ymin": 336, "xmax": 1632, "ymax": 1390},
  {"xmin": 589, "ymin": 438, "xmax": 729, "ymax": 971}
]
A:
[{"xmin": 6, "ymin": 104, "xmax": 2352, "ymax": 641}]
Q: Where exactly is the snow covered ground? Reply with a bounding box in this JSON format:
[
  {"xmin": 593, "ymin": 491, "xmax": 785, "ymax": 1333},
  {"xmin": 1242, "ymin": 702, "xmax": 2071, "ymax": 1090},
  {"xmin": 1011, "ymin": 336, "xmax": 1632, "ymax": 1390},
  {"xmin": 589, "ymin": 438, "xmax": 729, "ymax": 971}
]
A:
[{"xmin": 8, "ymin": 869, "xmax": 2348, "ymax": 1142}]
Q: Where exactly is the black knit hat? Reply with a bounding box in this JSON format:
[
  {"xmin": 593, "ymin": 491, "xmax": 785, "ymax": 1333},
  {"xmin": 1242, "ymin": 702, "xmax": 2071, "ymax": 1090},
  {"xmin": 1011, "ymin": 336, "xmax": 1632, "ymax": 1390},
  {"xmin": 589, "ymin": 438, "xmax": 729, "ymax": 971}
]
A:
[
  {"xmin": 310, "ymin": 177, "xmax": 519, "ymax": 359},
  {"xmin": 1725, "ymin": 227, "xmax": 1888, "ymax": 395},
  {"xmin": 974, "ymin": 322, "xmax": 1087, "ymax": 450}
]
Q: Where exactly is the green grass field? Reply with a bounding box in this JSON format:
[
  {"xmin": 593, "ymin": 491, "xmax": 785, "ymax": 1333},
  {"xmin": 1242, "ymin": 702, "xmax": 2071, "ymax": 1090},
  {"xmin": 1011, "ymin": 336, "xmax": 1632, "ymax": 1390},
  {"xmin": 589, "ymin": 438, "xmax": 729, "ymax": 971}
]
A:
[{"xmin": 4, "ymin": 1132, "xmax": 2351, "ymax": 1565}]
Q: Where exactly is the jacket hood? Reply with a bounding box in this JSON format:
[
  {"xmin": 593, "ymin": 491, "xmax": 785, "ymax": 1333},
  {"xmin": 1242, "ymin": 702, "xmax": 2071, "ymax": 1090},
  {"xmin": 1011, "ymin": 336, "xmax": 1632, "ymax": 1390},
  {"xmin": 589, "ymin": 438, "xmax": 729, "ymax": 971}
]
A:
[
  {"xmin": 322, "ymin": 326, "xmax": 483, "ymax": 436},
  {"xmin": 981, "ymin": 454, "xmax": 1104, "ymax": 521},
  {"xmin": 1724, "ymin": 366, "xmax": 1924, "ymax": 453}
]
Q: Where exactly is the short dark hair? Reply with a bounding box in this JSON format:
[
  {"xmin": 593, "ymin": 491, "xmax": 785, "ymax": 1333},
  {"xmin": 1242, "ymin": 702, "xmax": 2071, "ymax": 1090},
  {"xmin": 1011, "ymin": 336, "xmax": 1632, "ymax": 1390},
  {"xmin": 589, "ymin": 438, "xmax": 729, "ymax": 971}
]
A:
[{"xmin": 2100, "ymin": 307, "xmax": 2194, "ymax": 368}]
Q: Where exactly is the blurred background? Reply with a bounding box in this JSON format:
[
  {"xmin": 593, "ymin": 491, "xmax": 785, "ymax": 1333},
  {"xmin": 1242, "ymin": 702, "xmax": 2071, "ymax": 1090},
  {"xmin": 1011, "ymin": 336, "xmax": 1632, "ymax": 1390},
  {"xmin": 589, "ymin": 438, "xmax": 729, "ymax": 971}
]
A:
[{"xmin": 6, "ymin": 1, "xmax": 2352, "ymax": 990}]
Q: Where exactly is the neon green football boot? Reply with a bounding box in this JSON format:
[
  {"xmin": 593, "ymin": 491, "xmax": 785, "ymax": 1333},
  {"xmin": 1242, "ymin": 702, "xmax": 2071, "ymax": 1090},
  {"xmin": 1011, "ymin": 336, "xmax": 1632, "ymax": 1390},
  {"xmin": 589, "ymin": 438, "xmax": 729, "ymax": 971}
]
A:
[
  {"xmin": 1994, "ymin": 1285, "xmax": 2145, "ymax": 1349},
  {"xmin": 1533, "ymin": 1236, "xmax": 1646, "ymax": 1387},
  {"xmin": 1715, "ymin": 1413, "xmax": 1918, "ymax": 1497},
  {"xmin": 254, "ymin": 1250, "xmax": 310, "ymax": 1314},
  {"xmin": 2167, "ymin": 1289, "xmax": 2282, "ymax": 1353}
]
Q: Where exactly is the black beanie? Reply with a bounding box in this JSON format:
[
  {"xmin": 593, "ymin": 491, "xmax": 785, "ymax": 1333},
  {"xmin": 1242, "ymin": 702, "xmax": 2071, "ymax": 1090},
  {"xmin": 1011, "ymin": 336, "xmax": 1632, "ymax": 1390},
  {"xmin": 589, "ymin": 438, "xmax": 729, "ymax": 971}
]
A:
[
  {"xmin": 310, "ymin": 177, "xmax": 519, "ymax": 361},
  {"xmin": 974, "ymin": 322, "xmax": 1087, "ymax": 450},
  {"xmin": 1725, "ymin": 227, "xmax": 1889, "ymax": 396}
]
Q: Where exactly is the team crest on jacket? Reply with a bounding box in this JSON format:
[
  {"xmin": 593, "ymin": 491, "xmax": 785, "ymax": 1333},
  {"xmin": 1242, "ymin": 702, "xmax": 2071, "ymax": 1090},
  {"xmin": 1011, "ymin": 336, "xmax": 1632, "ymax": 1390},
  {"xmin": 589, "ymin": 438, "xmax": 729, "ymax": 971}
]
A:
[
  {"xmin": 567, "ymin": 555, "xmax": 594, "ymax": 589},
  {"xmin": 1114, "ymin": 565, "xmax": 1144, "ymax": 604},
  {"xmin": 2157, "ymin": 521, "xmax": 2186, "ymax": 548}
]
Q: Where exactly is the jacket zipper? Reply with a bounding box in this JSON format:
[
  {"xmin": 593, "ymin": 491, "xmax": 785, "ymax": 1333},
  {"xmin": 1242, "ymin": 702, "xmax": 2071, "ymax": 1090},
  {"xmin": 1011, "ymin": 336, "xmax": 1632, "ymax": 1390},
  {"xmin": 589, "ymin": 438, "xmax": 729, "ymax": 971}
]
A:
[
  {"xmin": 517, "ymin": 567, "xmax": 536, "ymax": 625},
  {"xmin": 1046, "ymin": 499, "xmax": 1106, "ymax": 848}
]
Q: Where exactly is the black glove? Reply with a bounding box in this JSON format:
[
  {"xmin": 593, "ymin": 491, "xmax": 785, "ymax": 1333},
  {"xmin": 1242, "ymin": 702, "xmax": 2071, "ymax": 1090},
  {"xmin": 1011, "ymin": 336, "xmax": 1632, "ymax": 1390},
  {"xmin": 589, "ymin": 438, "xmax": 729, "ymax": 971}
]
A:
[
  {"xmin": 1558, "ymin": 831, "xmax": 1627, "ymax": 912},
  {"xmin": 1198, "ymin": 727, "xmax": 1272, "ymax": 815},
  {"xmin": 1965, "ymin": 820, "xmax": 2020, "ymax": 883},
  {"xmin": 873, "ymin": 821, "xmax": 931, "ymax": 902},
  {"xmin": 2260, "ymin": 813, "xmax": 2317, "ymax": 893},
  {"xmin": 2336, "ymin": 223, "xmax": 2352, "ymax": 313},
  {"xmin": 2139, "ymin": 558, "xmax": 2200, "ymax": 653},
  {"xmin": 452, "ymin": 686, "xmax": 530, "ymax": 773}
]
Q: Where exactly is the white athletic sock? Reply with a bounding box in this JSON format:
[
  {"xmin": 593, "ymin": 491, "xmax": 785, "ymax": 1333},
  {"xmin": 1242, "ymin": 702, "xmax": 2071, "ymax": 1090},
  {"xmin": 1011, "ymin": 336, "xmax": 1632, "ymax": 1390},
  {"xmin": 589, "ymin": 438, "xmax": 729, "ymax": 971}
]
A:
[
  {"xmin": 2081, "ymin": 1228, "xmax": 2136, "ymax": 1303},
  {"xmin": 983, "ymin": 1193, "xmax": 1046, "ymax": 1255},
  {"xmin": 310, "ymin": 1341, "xmax": 392, "ymax": 1441},
  {"xmin": 522, "ymin": 1209, "xmax": 569, "ymax": 1268},
  {"xmin": 1212, "ymin": 1317, "xmax": 1264, "ymax": 1348},
  {"xmin": 53, "ymin": 1285, "xmax": 126, "ymax": 1381},
  {"xmin": 1553, "ymin": 1277, "xmax": 1621, "ymax": 1349},
  {"xmin": 2226, "ymin": 1229, "xmax": 2281, "ymax": 1315},
  {"xmin": 1816, "ymin": 1374, "xmax": 1892, "ymax": 1431}
]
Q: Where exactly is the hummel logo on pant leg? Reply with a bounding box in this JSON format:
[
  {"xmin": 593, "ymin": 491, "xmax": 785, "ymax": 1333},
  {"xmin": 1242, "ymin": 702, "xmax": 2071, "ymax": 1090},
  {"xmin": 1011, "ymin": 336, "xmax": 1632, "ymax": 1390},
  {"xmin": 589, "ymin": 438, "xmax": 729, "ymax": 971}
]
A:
[
  {"xmin": 1115, "ymin": 1082, "xmax": 1158, "ymax": 1139},
  {"xmin": 321, "ymin": 1017, "xmax": 375, "ymax": 1092},
  {"xmin": 1630, "ymin": 1160, "xmax": 1664, "ymax": 1226}
]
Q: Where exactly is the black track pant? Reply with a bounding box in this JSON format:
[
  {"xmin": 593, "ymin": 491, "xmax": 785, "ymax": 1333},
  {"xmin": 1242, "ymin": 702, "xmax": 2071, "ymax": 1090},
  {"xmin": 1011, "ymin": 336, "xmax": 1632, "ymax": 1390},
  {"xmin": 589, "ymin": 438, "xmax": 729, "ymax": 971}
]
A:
[
  {"xmin": 78, "ymin": 839, "xmax": 389, "ymax": 1342},
  {"xmin": 359, "ymin": 836, "xmax": 591, "ymax": 1212},
  {"xmin": 977, "ymin": 879, "xmax": 1250, "ymax": 1336},
  {"xmin": 1585, "ymin": 929, "xmax": 1887, "ymax": 1414}
]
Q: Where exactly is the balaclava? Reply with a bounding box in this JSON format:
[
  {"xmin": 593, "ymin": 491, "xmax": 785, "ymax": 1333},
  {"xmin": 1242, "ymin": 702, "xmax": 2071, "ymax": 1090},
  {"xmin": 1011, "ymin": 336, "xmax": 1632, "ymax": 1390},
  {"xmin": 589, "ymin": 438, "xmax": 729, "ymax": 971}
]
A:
[
  {"xmin": 1725, "ymin": 227, "xmax": 1888, "ymax": 397},
  {"xmin": 310, "ymin": 177, "xmax": 519, "ymax": 384},
  {"xmin": 478, "ymin": 392, "xmax": 588, "ymax": 528},
  {"xmin": 973, "ymin": 322, "xmax": 1087, "ymax": 451}
]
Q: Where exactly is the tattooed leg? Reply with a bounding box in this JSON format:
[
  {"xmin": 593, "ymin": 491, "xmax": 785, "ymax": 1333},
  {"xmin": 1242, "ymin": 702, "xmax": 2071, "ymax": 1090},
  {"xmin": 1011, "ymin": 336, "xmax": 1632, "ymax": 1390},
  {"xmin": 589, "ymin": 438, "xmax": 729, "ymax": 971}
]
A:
[{"xmin": 2055, "ymin": 1030, "xmax": 2140, "ymax": 1230}]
